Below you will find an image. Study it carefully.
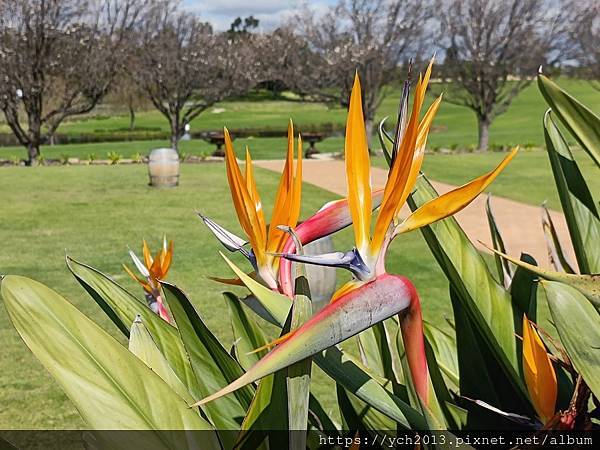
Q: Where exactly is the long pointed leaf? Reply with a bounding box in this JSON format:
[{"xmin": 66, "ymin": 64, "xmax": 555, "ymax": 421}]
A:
[
  {"xmin": 129, "ymin": 317, "xmax": 195, "ymax": 404},
  {"xmin": 287, "ymin": 273, "xmax": 312, "ymax": 445},
  {"xmin": 161, "ymin": 281, "xmax": 252, "ymax": 439},
  {"xmin": 408, "ymin": 176, "xmax": 529, "ymax": 412},
  {"xmin": 485, "ymin": 195, "xmax": 513, "ymax": 287},
  {"xmin": 543, "ymin": 281, "xmax": 600, "ymax": 400},
  {"xmin": 489, "ymin": 248, "xmax": 600, "ymax": 309},
  {"xmin": 1, "ymin": 276, "xmax": 218, "ymax": 449},
  {"xmin": 543, "ymin": 111, "xmax": 600, "ymax": 274},
  {"xmin": 66, "ymin": 257, "xmax": 200, "ymax": 401},
  {"xmin": 538, "ymin": 74, "xmax": 600, "ymax": 167},
  {"xmin": 223, "ymin": 292, "xmax": 268, "ymax": 371},
  {"xmin": 541, "ymin": 204, "xmax": 576, "ymax": 274}
]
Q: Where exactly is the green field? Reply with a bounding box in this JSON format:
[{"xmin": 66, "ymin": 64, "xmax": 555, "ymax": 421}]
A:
[
  {"xmin": 0, "ymin": 164, "xmax": 453, "ymax": 429},
  {"xmin": 1, "ymin": 78, "xmax": 599, "ymax": 161}
]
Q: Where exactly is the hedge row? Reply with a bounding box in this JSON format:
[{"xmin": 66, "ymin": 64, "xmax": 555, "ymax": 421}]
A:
[{"xmin": 0, "ymin": 123, "xmax": 345, "ymax": 147}]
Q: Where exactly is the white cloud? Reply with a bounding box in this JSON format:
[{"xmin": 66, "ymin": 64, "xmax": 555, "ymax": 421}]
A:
[{"xmin": 183, "ymin": 0, "xmax": 333, "ymax": 30}]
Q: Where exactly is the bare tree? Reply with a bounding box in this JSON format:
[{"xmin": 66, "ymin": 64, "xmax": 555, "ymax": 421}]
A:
[
  {"xmin": 106, "ymin": 70, "xmax": 152, "ymax": 131},
  {"xmin": 435, "ymin": 0, "xmax": 568, "ymax": 150},
  {"xmin": 0, "ymin": 0, "xmax": 145, "ymax": 164},
  {"xmin": 568, "ymin": 0, "xmax": 600, "ymax": 90},
  {"xmin": 131, "ymin": 1, "xmax": 259, "ymax": 152},
  {"xmin": 256, "ymin": 27, "xmax": 325, "ymax": 100},
  {"xmin": 292, "ymin": 0, "xmax": 434, "ymax": 145}
]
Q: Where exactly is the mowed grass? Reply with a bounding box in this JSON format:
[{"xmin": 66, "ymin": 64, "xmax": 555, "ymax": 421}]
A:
[
  {"xmin": 372, "ymin": 148, "xmax": 600, "ymax": 211},
  {"xmin": 0, "ymin": 163, "xmax": 453, "ymax": 429},
  {"xmin": 1, "ymin": 78, "xmax": 599, "ymax": 161}
]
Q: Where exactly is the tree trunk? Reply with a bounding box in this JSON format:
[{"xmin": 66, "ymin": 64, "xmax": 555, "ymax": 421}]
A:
[
  {"xmin": 26, "ymin": 142, "xmax": 40, "ymax": 166},
  {"xmin": 170, "ymin": 133, "xmax": 179, "ymax": 153},
  {"xmin": 129, "ymin": 105, "xmax": 136, "ymax": 131},
  {"xmin": 477, "ymin": 117, "xmax": 491, "ymax": 151},
  {"xmin": 168, "ymin": 115, "xmax": 181, "ymax": 153}
]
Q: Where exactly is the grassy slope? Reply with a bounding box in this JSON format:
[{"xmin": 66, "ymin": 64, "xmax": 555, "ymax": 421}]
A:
[
  {"xmin": 1, "ymin": 79, "xmax": 599, "ymax": 160},
  {"xmin": 0, "ymin": 164, "xmax": 451, "ymax": 429}
]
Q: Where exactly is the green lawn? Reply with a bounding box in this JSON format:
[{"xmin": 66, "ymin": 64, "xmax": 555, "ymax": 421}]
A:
[
  {"xmin": 1, "ymin": 78, "xmax": 599, "ymax": 161},
  {"xmin": 0, "ymin": 163, "xmax": 452, "ymax": 429}
]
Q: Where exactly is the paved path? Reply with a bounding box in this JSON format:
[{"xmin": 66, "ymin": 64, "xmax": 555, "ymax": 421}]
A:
[{"xmin": 255, "ymin": 159, "xmax": 575, "ymax": 268}]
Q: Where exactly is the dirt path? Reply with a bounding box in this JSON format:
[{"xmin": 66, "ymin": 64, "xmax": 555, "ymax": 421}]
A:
[{"xmin": 255, "ymin": 159, "xmax": 575, "ymax": 268}]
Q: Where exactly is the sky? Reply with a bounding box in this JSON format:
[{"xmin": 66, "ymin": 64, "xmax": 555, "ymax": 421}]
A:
[{"xmin": 183, "ymin": 0, "xmax": 335, "ymax": 30}]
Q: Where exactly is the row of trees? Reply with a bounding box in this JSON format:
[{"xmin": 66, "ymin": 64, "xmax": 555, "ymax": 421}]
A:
[{"xmin": 1, "ymin": 0, "xmax": 598, "ymax": 164}]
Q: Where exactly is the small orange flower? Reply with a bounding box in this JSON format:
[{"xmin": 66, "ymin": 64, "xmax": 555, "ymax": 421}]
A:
[
  {"xmin": 124, "ymin": 237, "xmax": 173, "ymax": 293},
  {"xmin": 123, "ymin": 237, "xmax": 173, "ymax": 323}
]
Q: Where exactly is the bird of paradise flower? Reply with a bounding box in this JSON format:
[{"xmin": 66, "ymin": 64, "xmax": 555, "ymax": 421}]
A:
[
  {"xmin": 196, "ymin": 60, "xmax": 518, "ymax": 409},
  {"xmin": 124, "ymin": 237, "xmax": 173, "ymax": 322}
]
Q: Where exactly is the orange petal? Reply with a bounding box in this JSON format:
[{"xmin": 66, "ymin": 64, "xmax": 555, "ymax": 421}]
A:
[
  {"xmin": 267, "ymin": 120, "xmax": 296, "ymax": 254},
  {"xmin": 247, "ymin": 329, "xmax": 297, "ymax": 354},
  {"xmin": 150, "ymin": 248, "xmax": 164, "ymax": 280},
  {"xmin": 142, "ymin": 239, "xmax": 153, "ymax": 268},
  {"xmin": 208, "ymin": 275, "xmax": 246, "ymax": 286},
  {"xmin": 245, "ymin": 147, "xmax": 267, "ymax": 243},
  {"xmin": 371, "ymin": 64, "xmax": 435, "ymax": 254},
  {"xmin": 290, "ymin": 133, "xmax": 303, "ymax": 228},
  {"xmin": 330, "ymin": 279, "xmax": 363, "ymax": 303},
  {"xmin": 161, "ymin": 240, "xmax": 173, "ymax": 276},
  {"xmin": 345, "ymin": 73, "xmax": 372, "ymax": 254},
  {"xmin": 399, "ymin": 95, "xmax": 442, "ymax": 214},
  {"xmin": 123, "ymin": 264, "xmax": 152, "ymax": 293},
  {"xmin": 523, "ymin": 315, "xmax": 557, "ymax": 423},
  {"xmin": 397, "ymin": 148, "xmax": 518, "ymax": 234},
  {"xmin": 224, "ymin": 128, "xmax": 267, "ymax": 266}
]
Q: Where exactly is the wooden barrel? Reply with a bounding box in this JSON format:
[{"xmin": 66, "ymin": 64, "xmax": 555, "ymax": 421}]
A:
[
  {"xmin": 293, "ymin": 235, "xmax": 337, "ymax": 312},
  {"xmin": 148, "ymin": 148, "xmax": 180, "ymax": 187}
]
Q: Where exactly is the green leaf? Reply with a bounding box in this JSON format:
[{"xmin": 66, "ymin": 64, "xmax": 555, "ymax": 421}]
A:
[
  {"xmin": 129, "ymin": 316, "xmax": 194, "ymax": 404},
  {"xmin": 543, "ymin": 281, "xmax": 600, "ymax": 400},
  {"xmin": 223, "ymin": 292, "xmax": 268, "ymax": 371},
  {"xmin": 236, "ymin": 314, "xmax": 293, "ymax": 450},
  {"xmin": 160, "ymin": 282, "xmax": 252, "ymax": 439},
  {"xmin": 315, "ymin": 347, "xmax": 426, "ymax": 430},
  {"xmin": 543, "ymin": 111, "xmax": 600, "ymax": 274},
  {"xmin": 356, "ymin": 322, "xmax": 397, "ymax": 383},
  {"xmin": 510, "ymin": 253, "xmax": 538, "ymax": 341},
  {"xmin": 396, "ymin": 327, "xmax": 447, "ymax": 431},
  {"xmin": 538, "ymin": 74, "xmax": 600, "ymax": 167},
  {"xmin": 286, "ymin": 274, "xmax": 312, "ymax": 447},
  {"xmin": 0, "ymin": 276, "xmax": 218, "ymax": 449},
  {"xmin": 235, "ymin": 373, "xmax": 288, "ymax": 450},
  {"xmin": 491, "ymin": 249, "xmax": 600, "ymax": 310},
  {"xmin": 449, "ymin": 287, "xmax": 535, "ymax": 425},
  {"xmin": 66, "ymin": 257, "xmax": 200, "ymax": 401},
  {"xmin": 542, "ymin": 203, "xmax": 576, "ymax": 274},
  {"xmin": 221, "ymin": 253, "xmax": 292, "ymax": 326},
  {"xmin": 409, "ymin": 176, "xmax": 529, "ymax": 410},
  {"xmin": 485, "ymin": 194, "xmax": 513, "ymax": 287},
  {"xmin": 346, "ymin": 389, "xmax": 397, "ymax": 437},
  {"xmin": 423, "ymin": 322, "xmax": 459, "ymax": 391}
]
